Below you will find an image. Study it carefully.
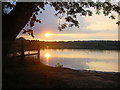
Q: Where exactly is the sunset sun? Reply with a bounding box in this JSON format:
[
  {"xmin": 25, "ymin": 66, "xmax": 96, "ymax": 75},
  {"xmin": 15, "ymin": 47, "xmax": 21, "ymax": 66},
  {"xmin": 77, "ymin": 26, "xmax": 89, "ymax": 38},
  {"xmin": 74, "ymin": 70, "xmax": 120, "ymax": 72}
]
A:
[
  {"xmin": 45, "ymin": 53, "xmax": 50, "ymax": 59},
  {"xmin": 45, "ymin": 33, "xmax": 51, "ymax": 37}
]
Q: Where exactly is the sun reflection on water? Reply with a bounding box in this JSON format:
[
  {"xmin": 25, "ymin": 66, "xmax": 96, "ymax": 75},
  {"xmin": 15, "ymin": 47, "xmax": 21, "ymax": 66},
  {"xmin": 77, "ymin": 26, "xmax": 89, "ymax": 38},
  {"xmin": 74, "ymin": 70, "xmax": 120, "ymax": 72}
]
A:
[
  {"xmin": 45, "ymin": 52, "xmax": 50, "ymax": 65},
  {"xmin": 45, "ymin": 53, "xmax": 50, "ymax": 59}
]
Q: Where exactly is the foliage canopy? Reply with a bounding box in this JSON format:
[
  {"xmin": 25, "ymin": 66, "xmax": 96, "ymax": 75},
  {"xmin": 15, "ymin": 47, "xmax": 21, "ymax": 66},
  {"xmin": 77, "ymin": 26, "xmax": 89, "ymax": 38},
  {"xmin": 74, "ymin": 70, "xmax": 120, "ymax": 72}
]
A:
[{"xmin": 3, "ymin": 1, "xmax": 120, "ymax": 37}]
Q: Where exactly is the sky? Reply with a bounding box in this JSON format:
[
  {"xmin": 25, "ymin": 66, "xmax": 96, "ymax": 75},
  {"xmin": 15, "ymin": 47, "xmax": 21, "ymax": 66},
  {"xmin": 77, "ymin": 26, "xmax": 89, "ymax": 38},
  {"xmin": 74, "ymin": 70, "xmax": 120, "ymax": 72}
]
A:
[{"xmin": 17, "ymin": 3, "xmax": 119, "ymax": 41}]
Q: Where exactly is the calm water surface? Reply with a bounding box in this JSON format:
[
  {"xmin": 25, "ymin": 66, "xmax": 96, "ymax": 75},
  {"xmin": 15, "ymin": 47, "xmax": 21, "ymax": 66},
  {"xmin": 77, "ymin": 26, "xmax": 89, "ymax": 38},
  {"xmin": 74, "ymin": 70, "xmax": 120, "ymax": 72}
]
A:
[{"xmin": 25, "ymin": 49, "xmax": 119, "ymax": 72}]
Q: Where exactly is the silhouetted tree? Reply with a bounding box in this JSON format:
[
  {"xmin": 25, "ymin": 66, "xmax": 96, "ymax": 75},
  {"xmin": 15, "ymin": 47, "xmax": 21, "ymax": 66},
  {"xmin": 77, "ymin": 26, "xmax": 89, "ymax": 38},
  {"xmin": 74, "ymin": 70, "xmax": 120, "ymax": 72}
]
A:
[{"xmin": 2, "ymin": 1, "xmax": 120, "ymax": 58}]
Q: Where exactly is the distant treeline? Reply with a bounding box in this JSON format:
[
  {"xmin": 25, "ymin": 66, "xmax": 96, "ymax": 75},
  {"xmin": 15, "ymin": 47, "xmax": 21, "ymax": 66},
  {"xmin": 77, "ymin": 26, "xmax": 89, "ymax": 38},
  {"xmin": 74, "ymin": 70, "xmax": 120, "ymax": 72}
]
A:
[{"xmin": 10, "ymin": 37, "xmax": 120, "ymax": 52}]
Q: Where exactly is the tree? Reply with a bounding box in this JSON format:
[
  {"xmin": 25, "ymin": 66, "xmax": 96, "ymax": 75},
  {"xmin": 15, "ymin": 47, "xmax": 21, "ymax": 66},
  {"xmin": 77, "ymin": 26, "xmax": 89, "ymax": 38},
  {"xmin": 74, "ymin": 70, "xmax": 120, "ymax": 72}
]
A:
[{"xmin": 2, "ymin": 1, "xmax": 120, "ymax": 59}]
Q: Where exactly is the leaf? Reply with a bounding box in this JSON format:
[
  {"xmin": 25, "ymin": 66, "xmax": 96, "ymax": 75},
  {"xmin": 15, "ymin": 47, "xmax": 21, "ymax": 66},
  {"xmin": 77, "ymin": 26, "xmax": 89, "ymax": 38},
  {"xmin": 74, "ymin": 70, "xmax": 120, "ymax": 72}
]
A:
[
  {"xmin": 109, "ymin": 15, "xmax": 115, "ymax": 19},
  {"xmin": 61, "ymin": 24, "xmax": 67, "ymax": 29},
  {"xmin": 22, "ymin": 29, "xmax": 34, "ymax": 38},
  {"xmin": 87, "ymin": 10, "xmax": 93, "ymax": 16},
  {"xmin": 36, "ymin": 19, "xmax": 41, "ymax": 23},
  {"xmin": 96, "ymin": 10, "xmax": 101, "ymax": 15},
  {"xmin": 58, "ymin": 27, "xmax": 62, "ymax": 31},
  {"xmin": 69, "ymin": 24, "xmax": 74, "ymax": 27},
  {"xmin": 22, "ymin": 29, "xmax": 27, "ymax": 34},
  {"xmin": 65, "ymin": 16, "xmax": 73, "ymax": 22},
  {"xmin": 30, "ymin": 21, "xmax": 34, "ymax": 27},
  {"xmin": 116, "ymin": 21, "xmax": 120, "ymax": 26},
  {"xmin": 35, "ymin": 11, "xmax": 38, "ymax": 15},
  {"xmin": 40, "ymin": 11, "xmax": 42, "ymax": 13}
]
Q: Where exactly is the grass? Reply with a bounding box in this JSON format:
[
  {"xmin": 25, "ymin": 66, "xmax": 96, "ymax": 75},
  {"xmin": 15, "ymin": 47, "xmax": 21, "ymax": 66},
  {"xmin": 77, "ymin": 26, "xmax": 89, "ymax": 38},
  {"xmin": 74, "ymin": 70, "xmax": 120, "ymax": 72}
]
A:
[{"xmin": 3, "ymin": 56, "xmax": 120, "ymax": 88}]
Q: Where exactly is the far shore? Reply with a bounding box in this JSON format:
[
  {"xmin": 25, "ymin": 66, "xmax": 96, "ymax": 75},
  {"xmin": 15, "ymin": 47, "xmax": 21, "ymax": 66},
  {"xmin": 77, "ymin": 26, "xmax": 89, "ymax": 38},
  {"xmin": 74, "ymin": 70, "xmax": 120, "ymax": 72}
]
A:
[{"xmin": 9, "ymin": 39, "xmax": 120, "ymax": 53}]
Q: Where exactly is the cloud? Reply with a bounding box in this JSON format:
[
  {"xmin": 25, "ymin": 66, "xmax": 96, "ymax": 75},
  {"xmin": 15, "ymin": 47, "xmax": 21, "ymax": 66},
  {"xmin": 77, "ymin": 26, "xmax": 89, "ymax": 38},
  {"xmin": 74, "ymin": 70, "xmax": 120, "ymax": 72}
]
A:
[
  {"xmin": 83, "ymin": 10, "xmax": 118, "ymax": 31},
  {"xmin": 17, "ymin": 4, "xmax": 118, "ymax": 41}
]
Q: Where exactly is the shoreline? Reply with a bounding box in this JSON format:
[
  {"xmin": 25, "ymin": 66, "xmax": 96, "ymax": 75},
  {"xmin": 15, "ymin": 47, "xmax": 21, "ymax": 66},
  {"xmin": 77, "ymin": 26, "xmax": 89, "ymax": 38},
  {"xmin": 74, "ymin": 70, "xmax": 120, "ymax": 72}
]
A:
[
  {"xmin": 48, "ymin": 65, "xmax": 119, "ymax": 74},
  {"xmin": 3, "ymin": 57, "xmax": 119, "ymax": 88}
]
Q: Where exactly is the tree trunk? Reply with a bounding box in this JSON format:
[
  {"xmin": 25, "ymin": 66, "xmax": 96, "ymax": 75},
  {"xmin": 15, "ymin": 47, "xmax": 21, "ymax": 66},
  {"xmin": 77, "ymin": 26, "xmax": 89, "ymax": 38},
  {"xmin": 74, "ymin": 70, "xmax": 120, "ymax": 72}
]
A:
[{"xmin": 2, "ymin": 2, "xmax": 35, "ymax": 59}]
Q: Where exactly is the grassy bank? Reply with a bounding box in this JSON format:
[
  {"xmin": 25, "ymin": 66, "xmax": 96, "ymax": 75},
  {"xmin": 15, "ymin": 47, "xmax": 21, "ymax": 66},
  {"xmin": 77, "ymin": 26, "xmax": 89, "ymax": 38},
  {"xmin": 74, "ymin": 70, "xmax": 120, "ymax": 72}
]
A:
[{"xmin": 3, "ymin": 57, "xmax": 119, "ymax": 88}]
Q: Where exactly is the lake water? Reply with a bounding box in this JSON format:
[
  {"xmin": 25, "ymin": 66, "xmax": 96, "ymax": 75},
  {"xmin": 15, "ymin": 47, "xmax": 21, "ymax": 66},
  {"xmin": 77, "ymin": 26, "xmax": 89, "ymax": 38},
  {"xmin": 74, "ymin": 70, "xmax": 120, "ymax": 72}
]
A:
[{"xmin": 25, "ymin": 49, "xmax": 119, "ymax": 72}]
